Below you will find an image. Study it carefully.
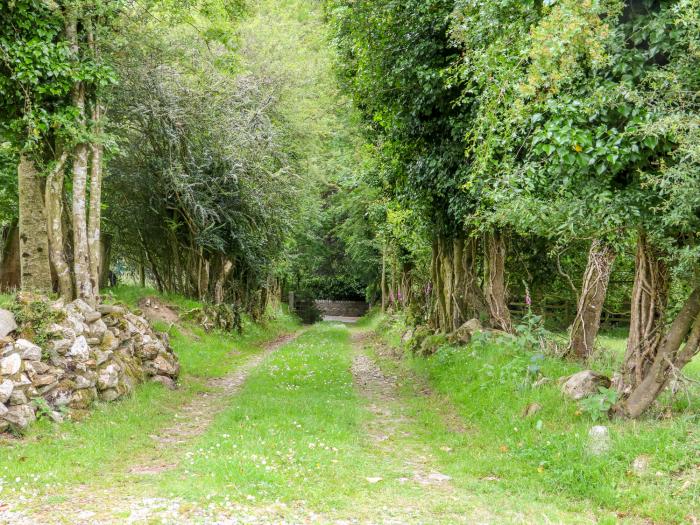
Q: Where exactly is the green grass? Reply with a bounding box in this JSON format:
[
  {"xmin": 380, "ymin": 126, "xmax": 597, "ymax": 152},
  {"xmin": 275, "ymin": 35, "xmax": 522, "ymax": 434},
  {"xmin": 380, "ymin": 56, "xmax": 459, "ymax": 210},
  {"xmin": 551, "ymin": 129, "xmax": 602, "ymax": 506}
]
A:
[
  {"xmin": 155, "ymin": 323, "xmax": 373, "ymax": 508},
  {"xmin": 0, "ymin": 286, "xmax": 300, "ymax": 499},
  {"xmin": 372, "ymin": 313, "xmax": 700, "ymax": 524}
]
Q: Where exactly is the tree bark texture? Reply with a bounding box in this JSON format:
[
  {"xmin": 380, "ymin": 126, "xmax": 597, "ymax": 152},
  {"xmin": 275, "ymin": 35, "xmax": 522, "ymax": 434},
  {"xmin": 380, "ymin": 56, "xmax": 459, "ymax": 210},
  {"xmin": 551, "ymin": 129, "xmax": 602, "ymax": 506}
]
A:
[
  {"xmin": 18, "ymin": 156, "xmax": 53, "ymax": 293},
  {"xmin": 0, "ymin": 220, "xmax": 20, "ymax": 292},
  {"xmin": 567, "ymin": 240, "xmax": 616, "ymax": 359},
  {"xmin": 72, "ymin": 140, "xmax": 93, "ymax": 302},
  {"xmin": 45, "ymin": 152, "xmax": 73, "ymax": 300},
  {"xmin": 88, "ymin": 122, "xmax": 103, "ymax": 297},
  {"xmin": 620, "ymin": 233, "xmax": 669, "ymax": 395},
  {"xmin": 484, "ymin": 230, "xmax": 512, "ymax": 333},
  {"xmin": 619, "ymin": 287, "xmax": 700, "ymax": 418},
  {"xmin": 430, "ymin": 234, "xmax": 486, "ymax": 333}
]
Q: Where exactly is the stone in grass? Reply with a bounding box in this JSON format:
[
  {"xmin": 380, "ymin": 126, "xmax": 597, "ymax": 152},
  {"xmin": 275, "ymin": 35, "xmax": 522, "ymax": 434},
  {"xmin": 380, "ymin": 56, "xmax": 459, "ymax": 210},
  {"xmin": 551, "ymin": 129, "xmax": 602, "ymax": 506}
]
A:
[
  {"xmin": 561, "ymin": 370, "xmax": 611, "ymax": 401},
  {"xmin": 631, "ymin": 454, "xmax": 651, "ymax": 476},
  {"xmin": 151, "ymin": 375, "xmax": 177, "ymax": 390},
  {"xmin": 3, "ymin": 404, "xmax": 36, "ymax": 431},
  {"xmin": 587, "ymin": 425, "xmax": 611, "ymax": 456},
  {"xmin": 0, "ymin": 309, "xmax": 17, "ymax": 339}
]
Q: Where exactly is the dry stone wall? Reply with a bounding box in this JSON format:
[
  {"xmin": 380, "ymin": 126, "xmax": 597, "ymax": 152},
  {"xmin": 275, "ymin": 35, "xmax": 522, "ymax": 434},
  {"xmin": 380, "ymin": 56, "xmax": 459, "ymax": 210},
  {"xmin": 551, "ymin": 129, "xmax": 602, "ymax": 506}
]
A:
[{"xmin": 0, "ymin": 297, "xmax": 180, "ymax": 433}]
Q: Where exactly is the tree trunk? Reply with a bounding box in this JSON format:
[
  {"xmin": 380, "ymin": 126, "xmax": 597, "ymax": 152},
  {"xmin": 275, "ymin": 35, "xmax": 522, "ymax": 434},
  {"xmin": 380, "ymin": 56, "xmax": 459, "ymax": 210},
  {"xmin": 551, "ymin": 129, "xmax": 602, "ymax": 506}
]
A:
[
  {"xmin": 618, "ymin": 287, "xmax": 700, "ymax": 418},
  {"xmin": 72, "ymin": 140, "xmax": 93, "ymax": 302},
  {"xmin": 45, "ymin": 152, "xmax": 73, "ymax": 300},
  {"xmin": 18, "ymin": 156, "xmax": 53, "ymax": 293},
  {"xmin": 0, "ymin": 220, "xmax": 20, "ymax": 292},
  {"xmin": 484, "ymin": 230, "xmax": 512, "ymax": 333},
  {"xmin": 567, "ymin": 240, "xmax": 616, "ymax": 359},
  {"xmin": 87, "ymin": 119, "xmax": 103, "ymax": 298},
  {"xmin": 619, "ymin": 233, "xmax": 669, "ymax": 395},
  {"xmin": 214, "ymin": 257, "xmax": 233, "ymax": 305}
]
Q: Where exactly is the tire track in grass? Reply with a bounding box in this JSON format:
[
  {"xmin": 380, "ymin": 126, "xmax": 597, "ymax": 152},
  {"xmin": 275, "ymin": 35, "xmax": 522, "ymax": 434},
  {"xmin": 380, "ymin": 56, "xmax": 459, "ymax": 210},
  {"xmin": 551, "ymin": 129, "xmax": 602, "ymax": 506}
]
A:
[{"xmin": 10, "ymin": 331, "xmax": 302, "ymax": 525}]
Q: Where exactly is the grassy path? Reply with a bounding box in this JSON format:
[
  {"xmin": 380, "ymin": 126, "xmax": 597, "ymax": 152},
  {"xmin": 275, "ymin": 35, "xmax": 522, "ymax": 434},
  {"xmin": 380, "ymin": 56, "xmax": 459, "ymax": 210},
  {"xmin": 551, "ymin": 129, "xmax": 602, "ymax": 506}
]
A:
[{"xmin": 1, "ymin": 321, "xmax": 628, "ymax": 524}]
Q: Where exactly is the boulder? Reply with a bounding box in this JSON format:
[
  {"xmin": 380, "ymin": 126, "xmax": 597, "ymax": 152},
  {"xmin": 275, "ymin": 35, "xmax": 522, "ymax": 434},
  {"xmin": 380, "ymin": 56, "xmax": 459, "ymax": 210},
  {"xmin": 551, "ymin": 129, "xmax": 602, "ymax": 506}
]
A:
[
  {"xmin": 4, "ymin": 404, "xmax": 36, "ymax": 431},
  {"xmin": 451, "ymin": 318, "xmax": 483, "ymax": 344},
  {"xmin": 587, "ymin": 425, "xmax": 611, "ymax": 456},
  {"xmin": 0, "ymin": 309, "xmax": 17, "ymax": 339},
  {"xmin": 0, "ymin": 379, "xmax": 13, "ymax": 403},
  {"xmin": 67, "ymin": 336, "xmax": 90, "ymax": 361},
  {"xmin": 0, "ymin": 353, "xmax": 21, "ymax": 376},
  {"xmin": 561, "ymin": 370, "xmax": 611, "ymax": 401},
  {"xmin": 15, "ymin": 339, "xmax": 42, "ymax": 361}
]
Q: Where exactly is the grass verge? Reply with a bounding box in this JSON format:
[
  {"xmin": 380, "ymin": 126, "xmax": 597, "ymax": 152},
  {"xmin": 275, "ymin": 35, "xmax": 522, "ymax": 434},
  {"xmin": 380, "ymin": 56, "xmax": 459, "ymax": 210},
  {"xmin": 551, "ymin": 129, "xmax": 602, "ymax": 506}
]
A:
[
  {"xmin": 369, "ymin": 312, "xmax": 700, "ymax": 524},
  {"xmin": 0, "ymin": 286, "xmax": 299, "ymax": 500}
]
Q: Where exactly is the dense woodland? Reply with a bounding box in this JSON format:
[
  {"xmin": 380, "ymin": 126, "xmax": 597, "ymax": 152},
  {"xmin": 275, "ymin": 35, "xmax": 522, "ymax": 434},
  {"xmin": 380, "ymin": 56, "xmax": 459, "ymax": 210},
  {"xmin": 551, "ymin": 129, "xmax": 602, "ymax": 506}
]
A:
[{"xmin": 0, "ymin": 0, "xmax": 699, "ymax": 422}]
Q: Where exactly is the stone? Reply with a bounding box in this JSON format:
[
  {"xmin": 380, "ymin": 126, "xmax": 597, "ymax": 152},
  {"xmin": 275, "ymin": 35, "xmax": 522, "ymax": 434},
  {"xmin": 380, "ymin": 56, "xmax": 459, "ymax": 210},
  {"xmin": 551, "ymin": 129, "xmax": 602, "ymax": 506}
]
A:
[
  {"xmin": 522, "ymin": 402, "xmax": 542, "ymax": 417},
  {"xmin": 15, "ymin": 339, "xmax": 42, "ymax": 361},
  {"xmin": 94, "ymin": 350, "xmax": 112, "ymax": 366},
  {"xmin": 44, "ymin": 381, "xmax": 74, "ymax": 407},
  {"xmin": 50, "ymin": 339, "xmax": 74, "ymax": 355},
  {"xmin": 100, "ymin": 331, "xmax": 119, "ymax": 352},
  {"xmin": 451, "ymin": 318, "xmax": 483, "ymax": 344},
  {"xmin": 67, "ymin": 336, "xmax": 90, "ymax": 361},
  {"xmin": 137, "ymin": 343, "xmax": 161, "ymax": 361},
  {"xmin": 69, "ymin": 298, "xmax": 93, "ymax": 316},
  {"xmin": 0, "ymin": 353, "xmax": 21, "ymax": 375},
  {"xmin": 4, "ymin": 404, "xmax": 36, "ymax": 431},
  {"xmin": 70, "ymin": 388, "xmax": 96, "ymax": 409},
  {"xmin": 0, "ymin": 309, "xmax": 17, "ymax": 339},
  {"xmin": 587, "ymin": 425, "xmax": 611, "ymax": 456},
  {"xmin": 86, "ymin": 337, "xmax": 102, "ymax": 346},
  {"xmin": 88, "ymin": 319, "xmax": 108, "ymax": 339},
  {"xmin": 9, "ymin": 388, "xmax": 27, "ymax": 405},
  {"xmin": 0, "ymin": 403, "xmax": 7, "ymax": 417},
  {"xmin": 631, "ymin": 454, "xmax": 651, "ymax": 476},
  {"xmin": 34, "ymin": 374, "xmax": 59, "ymax": 387},
  {"xmin": 97, "ymin": 305, "xmax": 125, "ymax": 315},
  {"xmin": 97, "ymin": 364, "xmax": 119, "ymax": 390},
  {"xmin": 1, "ymin": 344, "xmax": 15, "ymax": 357},
  {"xmin": 30, "ymin": 361, "xmax": 50, "ymax": 375},
  {"xmin": 0, "ymin": 380, "xmax": 13, "ymax": 403},
  {"xmin": 12, "ymin": 373, "xmax": 31, "ymax": 387},
  {"xmin": 401, "ymin": 329, "xmax": 414, "ymax": 344},
  {"xmin": 74, "ymin": 372, "xmax": 96, "ymax": 389},
  {"xmin": 561, "ymin": 370, "xmax": 611, "ymax": 401},
  {"xmin": 84, "ymin": 311, "xmax": 102, "ymax": 323},
  {"xmin": 47, "ymin": 323, "xmax": 76, "ymax": 340},
  {"xmin": 146, "ymin": 355, "xmax": 179, "ymax": 378},
  {"xmin": 48, "ymin": 411, "xmax": 64, "ymax": 423},
  {"xmin": 151, "ymin": 375, "xmax": 177, "ymax": 390},
  {"xmin": 99, "ymin": 388, "xmax": 120, "ymax": 402}
]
